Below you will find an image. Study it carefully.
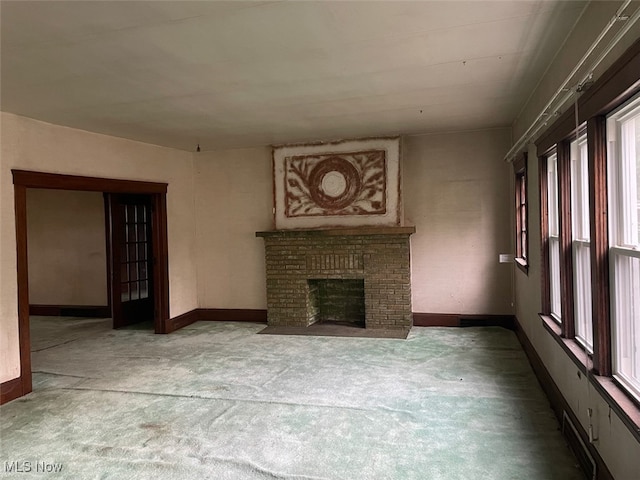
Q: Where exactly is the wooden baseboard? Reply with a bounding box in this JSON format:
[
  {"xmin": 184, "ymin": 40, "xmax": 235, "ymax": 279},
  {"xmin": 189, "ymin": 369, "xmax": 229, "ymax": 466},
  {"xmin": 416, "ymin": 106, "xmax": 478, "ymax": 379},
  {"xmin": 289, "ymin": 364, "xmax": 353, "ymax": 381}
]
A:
[
  {"xmin": 166, "ymin": 308, "xmax": 268, "ymax": 332},
  {"xmin": 166, "ymin": 309, "xmax": 200, "ymax": 333},
  {"xmin": 29, "ymin": 304, "xmax": 110, "ymax": 318},
  {"xmin": 176, "ymin": 311, "xmax": 514, "ymax": 328},
  {"xmin": 513, "ymin": 317, "xmax": 613, "ymax": 480},
  {"xmin": 0, "ymin": 376, "xmax": 24, "ymax": 405},
  {"xmin": 412, "ymin": 313, "xmax": 459, "ymax": 327},
  {"xmin": 199, "ymin": 308, "xmax": 268, "ymax": 323},
  {"xmin": 413, "ymin": 313, "xmax": 515, "ymax": 329}
]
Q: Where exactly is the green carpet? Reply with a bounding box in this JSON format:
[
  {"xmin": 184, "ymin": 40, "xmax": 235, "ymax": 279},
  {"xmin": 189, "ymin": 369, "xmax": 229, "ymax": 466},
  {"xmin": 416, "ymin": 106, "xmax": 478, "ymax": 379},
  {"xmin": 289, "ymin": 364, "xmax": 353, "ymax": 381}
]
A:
[{"xmin": 0, "ymin": 317, "xmax": 584, "ymax": 479}]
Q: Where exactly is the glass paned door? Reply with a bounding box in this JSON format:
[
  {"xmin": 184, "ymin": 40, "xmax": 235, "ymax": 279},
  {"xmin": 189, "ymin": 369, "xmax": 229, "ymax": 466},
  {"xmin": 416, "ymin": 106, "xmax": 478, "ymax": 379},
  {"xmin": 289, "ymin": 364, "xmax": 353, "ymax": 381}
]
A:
[
  {"xmin": 120, "ymin": 203, "xmax": 150, "ymax": 303},
  {"xmin": 108, "ymin": 194, "xmax": 154, "ymax": 328}
]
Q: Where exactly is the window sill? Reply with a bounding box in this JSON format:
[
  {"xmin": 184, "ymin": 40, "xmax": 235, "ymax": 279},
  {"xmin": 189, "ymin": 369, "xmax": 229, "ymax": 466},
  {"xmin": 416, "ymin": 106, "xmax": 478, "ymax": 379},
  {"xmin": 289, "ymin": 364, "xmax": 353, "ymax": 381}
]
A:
[
  {"xmin": 540, "ymin": 314, "xmax": 640, "ymax": 443},
  {"xmin": 540, "ymin": 314, "xmax": 590, "ymax": 374},
  {"xmin": 515, "ymin": 257, "xmax": 529, "ymax": 274},
  {"xmin": 590, "ymin": 376, "xmax": 640, "ymax": 443}
]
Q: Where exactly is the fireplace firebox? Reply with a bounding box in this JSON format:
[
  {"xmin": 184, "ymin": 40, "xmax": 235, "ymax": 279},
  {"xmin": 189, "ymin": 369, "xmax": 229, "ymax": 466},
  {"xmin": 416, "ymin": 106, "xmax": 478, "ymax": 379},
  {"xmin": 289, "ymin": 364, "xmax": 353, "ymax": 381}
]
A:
[{"xmin": 308, "ymin": 279, "xmax": 365, "ymax": 326}]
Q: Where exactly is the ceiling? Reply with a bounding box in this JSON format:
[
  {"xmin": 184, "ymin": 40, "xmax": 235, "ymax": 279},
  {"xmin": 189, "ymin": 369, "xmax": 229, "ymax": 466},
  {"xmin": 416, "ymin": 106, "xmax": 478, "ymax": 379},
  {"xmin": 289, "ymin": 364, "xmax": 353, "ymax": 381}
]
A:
[{"xmin": 1, "ymin": 1, "xmax": 588, "ymax": 151}]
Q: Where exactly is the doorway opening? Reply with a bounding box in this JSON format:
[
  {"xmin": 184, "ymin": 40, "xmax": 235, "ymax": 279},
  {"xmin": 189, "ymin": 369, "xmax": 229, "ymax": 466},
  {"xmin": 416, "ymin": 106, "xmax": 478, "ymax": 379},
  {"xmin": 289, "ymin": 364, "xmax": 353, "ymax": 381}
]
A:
[{"xmin": 11, "ymin": 170, "xmax": 171, "ymax": 401}]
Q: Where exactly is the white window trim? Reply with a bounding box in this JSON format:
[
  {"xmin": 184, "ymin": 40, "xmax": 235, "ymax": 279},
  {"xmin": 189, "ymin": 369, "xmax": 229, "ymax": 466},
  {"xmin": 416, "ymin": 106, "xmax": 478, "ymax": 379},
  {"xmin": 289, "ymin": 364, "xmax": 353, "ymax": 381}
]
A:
[
  {"xmin": 607, "ymin": 92, "xmax": 640, "ymax": 402},
  {"xmin": 548, "ymin": 152, "xmax": 562, "ymax": 322},
  {"xmin": 571, "ymin": 133, "xmax": 593, "ymax": 352}
]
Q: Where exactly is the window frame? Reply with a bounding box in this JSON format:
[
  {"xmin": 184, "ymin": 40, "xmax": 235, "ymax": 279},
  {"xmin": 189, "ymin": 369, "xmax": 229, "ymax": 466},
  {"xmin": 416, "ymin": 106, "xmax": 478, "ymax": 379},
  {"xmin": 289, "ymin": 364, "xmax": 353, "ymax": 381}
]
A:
[
  {"xmin": 514, "ymin": 153, "xmax": 529, "ymax": 274},
  {"xmin": 570, "ymin": 131, "xmax": 594, "ymax": 353},
  {"xmin": 533, "ymin": 36, "xmax": 640, "ymax": 442},
  {"xmin": 540, "ymin": 148, "xmax": 567, "ymax": 328},
  {"xmin": 606, "ymin": 94, "xmax": 640, "ymax": 403}
]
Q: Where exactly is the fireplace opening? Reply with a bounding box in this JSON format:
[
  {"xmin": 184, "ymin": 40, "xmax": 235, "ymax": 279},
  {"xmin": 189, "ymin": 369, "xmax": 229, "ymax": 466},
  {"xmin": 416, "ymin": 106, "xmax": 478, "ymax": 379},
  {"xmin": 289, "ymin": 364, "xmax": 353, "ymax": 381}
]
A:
[{"xmin": 308, "ymin": 279, "xmax": 365, "ymax": 327}]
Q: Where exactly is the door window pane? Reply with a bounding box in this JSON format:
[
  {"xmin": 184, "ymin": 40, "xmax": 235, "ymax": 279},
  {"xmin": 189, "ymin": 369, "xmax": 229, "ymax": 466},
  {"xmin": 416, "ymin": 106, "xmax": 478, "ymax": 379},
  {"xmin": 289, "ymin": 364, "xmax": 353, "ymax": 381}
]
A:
[
  {"xmin": 140, "ymin": 280, "xmax": 149, "ymax": 299},
  {"xmin": 129, "ymin": 262, "xmax": 138, "ymax": 282},
  {"xmin": 127, "ymin": 205, "xmax": 137, "ymax": 223},
  {"xmin": 130, "ymin": 281, "xmax": 139, "ymax": 300},
  {"xmin": 138, "ymin": 243, "xmax": 147, "ymax": 261},
  {"xmin": 137, "ymin": 224, "xmax": 147, "ymax": 242},
  {"xmin": 129, "ymin": 244, "xmax": 137, "ymax": 263},
  {"xmin": 127, "ymin": 223, "xmax": 136, "ymax": 242}
]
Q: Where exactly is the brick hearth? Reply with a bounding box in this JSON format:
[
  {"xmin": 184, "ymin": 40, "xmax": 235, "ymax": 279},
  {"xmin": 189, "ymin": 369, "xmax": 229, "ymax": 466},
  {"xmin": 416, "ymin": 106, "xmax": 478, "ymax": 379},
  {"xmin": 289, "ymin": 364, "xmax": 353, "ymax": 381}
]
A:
[{"xmin": 256, "ymin": 227, "xmax": 415, "ymax": 330}]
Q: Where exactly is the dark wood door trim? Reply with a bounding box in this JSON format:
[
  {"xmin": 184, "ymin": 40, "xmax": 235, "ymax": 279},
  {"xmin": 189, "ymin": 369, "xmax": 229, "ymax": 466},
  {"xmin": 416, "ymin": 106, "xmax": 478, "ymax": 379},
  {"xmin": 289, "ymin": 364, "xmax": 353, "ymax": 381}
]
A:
[
  {"xmin": 153, "ymin": 194, "xmax": 170, "ymax": 334},
  {"xmin": 106, "ymin": 195, "xmax": 124, "ymax": 328},
  {"xmin": 9, "ymin": 169, "xmax": 171, "ymax": 402},
  {"xmin": 12, "ymin": 170, "xmax": 167, "ymax": 194},
  {"xmin": 14, "ymin": 183, "xmax": 32, "ymax": 400},
  {"xmin": 103, "ymin": 193, "xmax": 113, "ymax": 318}
]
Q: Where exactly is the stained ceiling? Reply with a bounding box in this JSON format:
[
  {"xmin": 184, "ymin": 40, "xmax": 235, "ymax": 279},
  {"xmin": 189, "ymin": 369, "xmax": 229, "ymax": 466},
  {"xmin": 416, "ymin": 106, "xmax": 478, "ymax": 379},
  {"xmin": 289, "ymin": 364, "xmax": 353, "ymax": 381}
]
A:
[{"xmin": 1, "ymin": 1, "xmax": 588, "ymax": 151}]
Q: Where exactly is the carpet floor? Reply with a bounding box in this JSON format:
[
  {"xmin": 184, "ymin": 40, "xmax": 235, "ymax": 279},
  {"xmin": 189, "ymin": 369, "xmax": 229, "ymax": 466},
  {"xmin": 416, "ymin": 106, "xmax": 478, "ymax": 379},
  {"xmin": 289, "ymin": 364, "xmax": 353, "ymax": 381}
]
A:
[{"xmin": 0, "ymin": 317, "xmax": 584, "ymax": 479}]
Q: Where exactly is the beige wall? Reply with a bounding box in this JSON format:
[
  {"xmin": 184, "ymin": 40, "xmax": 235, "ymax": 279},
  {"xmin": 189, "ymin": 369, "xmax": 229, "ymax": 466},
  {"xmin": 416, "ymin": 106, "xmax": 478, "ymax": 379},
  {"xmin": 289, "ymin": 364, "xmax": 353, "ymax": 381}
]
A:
[
  {"xmin": 26, "ymin": 189, "xmax": 108, "ymax": 306},
  {"xmin": 404, "ymin": 129, "xmax": 514, "ymax": 314},
  {"xmin": 0, "ymin": 112, "xmax": 198, "ymax": 383},
  {"xmin": 194, "ymin": 147, "xmax": 273, "ymax": 309},
  {"xmin": 195, "ymin": 129, "xmax": 514, "ymax": 316}
]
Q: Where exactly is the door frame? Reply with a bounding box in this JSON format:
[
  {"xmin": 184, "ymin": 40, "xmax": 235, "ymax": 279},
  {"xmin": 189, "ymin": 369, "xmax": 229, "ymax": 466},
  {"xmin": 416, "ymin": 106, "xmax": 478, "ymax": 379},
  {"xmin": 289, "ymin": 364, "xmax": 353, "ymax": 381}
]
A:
[{"xmin": 11, "ymin": 170, "xmax": 170, "ymax": 400}]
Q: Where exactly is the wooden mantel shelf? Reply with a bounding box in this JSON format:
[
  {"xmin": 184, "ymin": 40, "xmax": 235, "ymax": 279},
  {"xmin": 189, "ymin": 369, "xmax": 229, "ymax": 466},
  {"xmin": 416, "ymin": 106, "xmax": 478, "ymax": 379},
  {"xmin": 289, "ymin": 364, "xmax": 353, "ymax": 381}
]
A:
[{"xmin": 256, "ymin": 226, "xmax": 416, "ymax": 237}]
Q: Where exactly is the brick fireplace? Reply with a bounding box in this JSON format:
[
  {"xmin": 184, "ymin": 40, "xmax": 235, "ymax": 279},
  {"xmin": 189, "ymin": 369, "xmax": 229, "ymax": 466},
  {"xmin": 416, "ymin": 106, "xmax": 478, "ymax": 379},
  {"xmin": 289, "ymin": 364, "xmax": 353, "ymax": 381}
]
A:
[{"xmin": 256, "ymin": 227, "xmax": 415, "ymax": 330}]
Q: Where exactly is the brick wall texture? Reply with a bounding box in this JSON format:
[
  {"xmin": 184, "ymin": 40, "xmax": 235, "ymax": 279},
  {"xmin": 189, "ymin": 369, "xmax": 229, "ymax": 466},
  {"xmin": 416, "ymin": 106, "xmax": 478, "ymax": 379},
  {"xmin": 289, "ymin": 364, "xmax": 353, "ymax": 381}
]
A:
[{"xmin": 259, "ymin": 230, "xmax": 413, "ymax": 330}]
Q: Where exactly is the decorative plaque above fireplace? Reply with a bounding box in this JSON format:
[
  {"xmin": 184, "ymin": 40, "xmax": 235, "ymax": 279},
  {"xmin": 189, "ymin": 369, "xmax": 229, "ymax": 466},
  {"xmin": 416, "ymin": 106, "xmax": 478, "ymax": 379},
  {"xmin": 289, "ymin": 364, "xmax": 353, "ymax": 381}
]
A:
[{"xmin": 272, "ymin": 137, "xmax": 400, "ymax": 229}]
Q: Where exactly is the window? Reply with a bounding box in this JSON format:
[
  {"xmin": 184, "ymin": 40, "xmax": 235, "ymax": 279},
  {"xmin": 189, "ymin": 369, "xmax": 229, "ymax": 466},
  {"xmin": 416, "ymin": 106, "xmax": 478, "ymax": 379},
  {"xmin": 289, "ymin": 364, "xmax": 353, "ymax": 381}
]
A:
[
  {"xmin": 547, "ymin": 152, "xmax": 562, "ymax": 322},
  {"xmin": 514, "ymin": 154, "xmax": 528, "ymax": 272},
  {"xmin": 541, "ymin": 133, "xmax": 589, "ymax": 343},
  {"xmin": 533, "ymin": 37, "xmax": 640, "ymax": 442},
  {"xmin": 608, "ymin": 94, "xmax": 640, "ymax": 401},
  {"xmin": 571, "ymin": 133, "xmax": 593, "ymax": 352}
]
